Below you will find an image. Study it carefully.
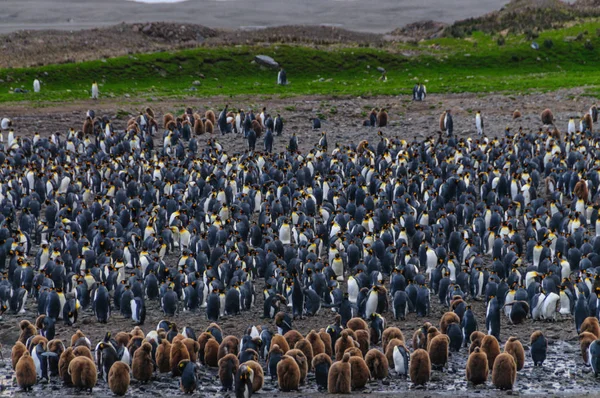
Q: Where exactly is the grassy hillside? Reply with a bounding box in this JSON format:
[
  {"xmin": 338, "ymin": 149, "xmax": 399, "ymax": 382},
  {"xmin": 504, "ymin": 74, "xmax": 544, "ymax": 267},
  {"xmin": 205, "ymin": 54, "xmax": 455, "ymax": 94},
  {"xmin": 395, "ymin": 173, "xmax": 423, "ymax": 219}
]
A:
[{"xmin": 2, "ymin": 19, "xmax": 600, "ymax": 103}]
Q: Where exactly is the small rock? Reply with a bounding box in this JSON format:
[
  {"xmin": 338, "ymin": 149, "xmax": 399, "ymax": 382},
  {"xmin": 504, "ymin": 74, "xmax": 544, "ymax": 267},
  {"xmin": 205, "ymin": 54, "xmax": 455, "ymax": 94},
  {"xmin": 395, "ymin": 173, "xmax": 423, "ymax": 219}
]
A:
[
  {"xmin": 124, "ymin": 94, "xmax": 130, "ymax": 98},
  {"xmin": 192, "ymin": 80, "xmax": 201, "ymax": 86}
]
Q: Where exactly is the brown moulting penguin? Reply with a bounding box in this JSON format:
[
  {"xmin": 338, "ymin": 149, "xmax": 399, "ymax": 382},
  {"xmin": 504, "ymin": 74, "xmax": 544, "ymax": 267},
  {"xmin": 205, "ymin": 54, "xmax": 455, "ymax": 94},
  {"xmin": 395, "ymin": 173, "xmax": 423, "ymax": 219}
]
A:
[
  {"xmin": 205, "ymin": 119, "xmax": 214, "ymax": 134},
  {"xmin": 15, "ymin": 351, "xmax": 36, "ymax": 392},
  {"xmin": 284, "ymin": 330, "xmax": 304, "ymax": 350},
  {"xmin": 513, "ymin": 109, "xmax": 522, "ymax": 119},
  {"xmin": 197, "ymin": 332, "xmax": 215, "ymax": 365},
  {"xmin": 412, "ymin": 322, "xmax": 431, "ymax": 351},
  {"xmin": 18, "ymin": 320, "xmax": 36, "ymax": 345},
  {"xmin": 377, "ymin": 108, "xmax": 388, "ymax": 127},
  {"xmin": 428, "ymin": 334, "xmax": 449, "ymax": 369},
  {"xmin": 108, "ymin": 362, "xmax": 131, "ymax": 396},
  {"xmin": 581, "ymin": 317, "xmax": 600, "ymax": 338},
  {"xmin": 306, "ymin": 330, "xmax": 326, "ymax": 356},
  {"xmin": 540, "ymin": 108, "xmax": 554, "ymax": 125},
  {"xmin": 319, "ymin": 329, "xmax": 333, "ymax": 357},
  {"xmin": 59, "ymin": 347, "xmax": 76, "ymax": 385},
  {"xmin": 492, "ymin": 353, "xmax": 517, "ymax": 390},
  {"xmin": 365, "ymin": 348, "xmax": 388, "ymax": 379},
  {"xmin": 439, "ymin": 311, "xmax": 460, "ymax": 334},
  {"xmin": 312, "ymin": 353, "xmax": 332, "ymax": 389},
  {"xmin": 335, "ymin": 330, "xmax": 356, "ymax": 361},
  {"xmin": 270, "ymin": 334, "xmax": 290, "ymax": 354},
  {"xmin": 481, "ymin": 335, "xmax": 501, "ymax": 371},
  {"xmin": 170, "ymin": 339, "xmax": 190, "ymax": 376},
  {"xmin": 218, "ymin": 336, "xmax": 240, "ymax": 361},
  {"xmin": 530, "ymin": 330, "xmax": 548, "ymax": 367},
  {"xmin": 382, "ymin": 327, "xmax": 404, "ymax": 353},
  {"xmin": 355, "ymin": 329, "xmax": 370, "ymax": 357},
  {"xmin": 68, "ymin": 356, "xmax": 97, "ymax": 392},
  {"xmin": 580, "ymin": 332, "xmax": 597, "ymax": 365},
  {"xmin": 466, "ymin": 347, "xmax": 488, "ymax": 385},
  {"xmin": 344, "ymin": 347, "xmax": 363, "ymax": 358},
  {"xmin": 410, "ymin": 349, "xmax": 431, "ymax": 386},
  {"xmin": 286, "ymin": 349, "xmax": 308, "ymax": 385},
  {"xmin": 469, "ymin": 331, "xmax": 486, "ymax": 354},
  {"xmin": 73, "ymin": 346, "xmax": 94, "ymax": 361},
  {"xmin": 426, "ymin": 327, "xmax": 441, "ymax": 351},
  {"xmin": 328, "ymin": 352, "xmax": 352, "ymax": 394},
  {"xmin": 182, "ymin": 338, "xmax": 200, "ymax": 363},
  {"xmin": 11, "ymin": 341, "xmax": 27, "ymax": 370},
  {"xmin": 277, "ymin": 355, "xmax": 301, "ymax": 392},
  {"xmin": 132, "ymin": 342, "xmax": 154, "ymax": 383},
  {"xmin": 218, "ymin": 353, "xmax": 239, "ymax": 391},
  {"xmin": 156, "ymin": 339, "xmax": 172, "ymax": 373},
  {"xmin": 294, "ymin": 339, "xmax": 314, "ymax": 371},
  {"xmin": 504, "ymin": 337, "xmax": 525, "ymax": 371},
  {"xmin": 349, "ymin": 354, "xmax": 371, "ymax": 389},
  {"xmin": 205, "ymin": 110, "xmax": 216, "ymax": 125},
  {"xmin": 347, "ymin": 317, "xmax": 369, "ymax": 332}
]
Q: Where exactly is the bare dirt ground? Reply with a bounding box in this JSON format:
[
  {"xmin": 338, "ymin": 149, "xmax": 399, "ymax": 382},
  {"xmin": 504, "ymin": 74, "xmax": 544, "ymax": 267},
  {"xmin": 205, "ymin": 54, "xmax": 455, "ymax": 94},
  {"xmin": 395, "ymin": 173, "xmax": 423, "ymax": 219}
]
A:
[{"xmin": 0, "ymin": 89, "xmax": 597, "ymax": 396}]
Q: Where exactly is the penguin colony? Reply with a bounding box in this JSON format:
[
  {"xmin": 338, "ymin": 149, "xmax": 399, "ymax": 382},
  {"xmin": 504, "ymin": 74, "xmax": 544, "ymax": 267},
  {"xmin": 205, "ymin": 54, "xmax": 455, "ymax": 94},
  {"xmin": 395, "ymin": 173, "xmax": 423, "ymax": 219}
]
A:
[{"xmin": 3, "ymin": 103, "xmax": 600, "ymax": 394}]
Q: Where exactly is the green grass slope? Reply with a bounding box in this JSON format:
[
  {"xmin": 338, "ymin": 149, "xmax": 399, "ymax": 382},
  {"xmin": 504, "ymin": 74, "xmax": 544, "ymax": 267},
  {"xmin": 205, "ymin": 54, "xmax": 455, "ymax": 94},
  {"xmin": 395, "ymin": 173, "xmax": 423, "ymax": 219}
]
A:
[{"xmin": 2, "ymin": 19, "xmax": 600, "ymax": 103}]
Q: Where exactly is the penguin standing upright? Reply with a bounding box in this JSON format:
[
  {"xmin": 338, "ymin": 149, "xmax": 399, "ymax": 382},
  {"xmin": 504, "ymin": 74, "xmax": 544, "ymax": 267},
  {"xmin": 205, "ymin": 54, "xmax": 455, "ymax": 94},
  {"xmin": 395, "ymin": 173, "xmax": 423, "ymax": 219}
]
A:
[
  {"xmin": 440, "ymin": 110, "xmax": 453, "ymax": 137},
  {"xmin": 475, "ymin": 111, "xmax": 484, "ymax": 135},
  {"xmin": 277, "ymin": 68, "xmax": 287, "ymax": 86},
  {"xmin": 91, "ymin": 82, "xmax": 99, "ymax": 99},
  {"xmin": 530, "ymin": 330, "xmax": 547, "ymax": 366},
  {"xmin": 274, "ymin": 114, "xmax": 283, "ymax": 136},
  {"xmin": 486, "ymin": 296, "xmax": 501, "ymax": 340},
  {"xmin": 33, "ymin": 79, "xmax": 41, "ymax": 93}
]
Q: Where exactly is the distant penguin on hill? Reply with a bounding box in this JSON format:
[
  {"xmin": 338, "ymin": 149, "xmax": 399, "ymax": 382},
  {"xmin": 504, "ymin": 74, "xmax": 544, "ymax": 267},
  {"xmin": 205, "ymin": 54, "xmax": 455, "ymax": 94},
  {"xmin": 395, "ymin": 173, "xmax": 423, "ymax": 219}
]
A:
[
  {"xmin": 475, "ymin": 111, "xmax": 484, "ymax": 135},
  {"xmin": 513, "ymin": 109, "xmax": 521, "ymax": 119},
  {"xmin": 91, "ymin": 81, "xmax": 99, "ymax": 100},
  {"xmin": 277, "ymin": 68, "xmax": 287, "ymax": 85},
  {"xmin": 541, "ymin": 108, "xmax": 554, "ymax": 125},
  {"xmin": 312, "ymin": 117, "xmax": 321, "ymax": 130},
  {"xmin": 377, "ymin": 108, "xmax": 388, "ymax": 127},
  {"xmin": 33, "ymin": 79, "xmax": 40, "ymax": 93},
  {"xmin": 440, "ymin": 109, "xmax": 453, "ymax": 137}
]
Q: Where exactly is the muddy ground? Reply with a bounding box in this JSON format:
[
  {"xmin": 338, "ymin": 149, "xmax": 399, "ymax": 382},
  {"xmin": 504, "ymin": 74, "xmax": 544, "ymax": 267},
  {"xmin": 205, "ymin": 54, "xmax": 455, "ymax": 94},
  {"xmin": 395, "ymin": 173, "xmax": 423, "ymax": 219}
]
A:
[{"xmin": 0, "ymin": 89, "xmax": 599, "ymax": 396}]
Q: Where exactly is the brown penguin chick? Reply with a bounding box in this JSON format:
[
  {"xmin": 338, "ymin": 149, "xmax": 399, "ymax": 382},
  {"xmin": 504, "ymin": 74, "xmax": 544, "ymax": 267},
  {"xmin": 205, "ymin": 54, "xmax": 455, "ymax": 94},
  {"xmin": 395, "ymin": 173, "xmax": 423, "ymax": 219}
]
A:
[
  {"xmin": 204, "ymin": 338, "xmax": 220, "ymax": 368},
  {"xmin": 492, "ymin": 352, "xmax": 517, "ymax": 390},
  {"xmin": 540, "ymin": 108, "xmax": 554, "ymax": 125},
  {"xmin": 205, "ymin": 119, "xmax": 214, "ymax": 134},
  {"xmin": 306, "ymin": 330, "xmax": 326, "ymax": 356},
  {"xmin": 584, "ymin": 113, "xmax": 593, "ymax": 133},
  {"xmin": 439, "ymin": 111, "xmax": 447, "ymax": 131},
  {"xmin": 47, "ymin": 339, "xmax": 65, "ymax": 376},
  {"xmin": 16, "ymin": 351, "xmax": 36, "ymax": 391},
  {"xmin": 357, "ymin": 140, "xmax": 370, "ymax": 155},
  {"xmin": 35, "ymin": 314, "xmax": 46, "ymax": 331},
  {"xmin": 218, "ymin": 353, "xmax": 239, "ymax": 391},
  {"xmin": 243, "ymin": 360, "xmax": 264, "ymax": 393},
  {"xmin": 382, "ymin": 327, "xmax": 404, "ymax": 353},
  {"xmin": 182, "ymin": 338, "xmax": 200, "ymax": 363},
  {"xmin": 163, "ymin": 113, "xmax": 174, "ymax": 129},
  {"xmin": 412, "ymin": 323, "xmax": 430, "ymax": 351},
  {"xmin": 426, "ymin": 327, "xmax": 441, "ymax": 350},
  {"xmin": 172, "ymin": 334, "xmax": 185, "ymax": 344},
  {"xmin": 11, "ymin": 341, "xmax": 27, "ymax": 370},
  {"xmin": 194, "ymin": 118, "xmax": 205, "ymax": 135},
  {"xmin": 409, "ymin": 348, "xmax": 431, "ymax": 386},
  {"xmin": 68, "ymin": 356, "xmax": 97, "ymax": 392},
  {"xmin": 271, "ymin": 334, "xmax": 290, "ymax": 353},
  {"xmin": 218, "ymin": 336, "xmax": 240, "ymax": 361},
  {"xmin": 385, "ymin": 338, "xmax": 405, "ymax": 368},
  {"xmin": 157, "ymin": 329, "xmax": 167, "ymax": 341},
  {"xmin": 132, "ymin": 342, "xmax": 154, "ymax": 383},
  {"xmin": 251, "ymin": 120, "xmax": 263, "ymax": 138},
  {"xmin": 365, "ymin": 348, "xmax": 388, "ymax": 379},
  {"xmin": 73, "ymin": 345, "xmax": 93, "ymax": 360},
  {"xmin": 481, "ymin": 335, "xmax": 501, "ymax": 370},
  {"xmin": 127, "ymin": 336, "xmax": 144, "ymax": 358},
  {"xmin": 574, "ymin": 180, "xmax": 589, "ymax": 202},
  {"xmin": 319, "ymin": 329, "xmax": 333, "ymax": 357},
  {"xmin": 170, "ymin": 340, "xmax": 190, "ymax": 376},
  {"xmin": 197, "ymin": 332, "xmax": 214, "ymax": 365},
  {"xmin": 355, "ymin": 329, "xmax": 370, "ymax": 357},
  {"xmin": 29, "ymin": 335, "xmax": 48, "ymax": 350},
  {"xmin": 377, "ymin": 109, "xmax": 388, "ymax": 127},
  {"xmin": 312, "ymin": 352, "xmax": 332, "ymax": 373},
  {"xmin": 469, "ymin": 331, "xmax": 486, "ymax": 353},
  {"xmin": 504, "ymin": 336, "xmax": 525, "ymax": 371},
  {"xmin": 83, "ymin": 117, "xmax": 94, "ymax": 136},
  {"xmin": 205, "ymin": 110, "xmax": 216, "ymax": 125},
  {"xmin": 513, "ymin": 110, "xmax": 522, "ymax": 119},
  {"xmin": 344, "ymin": 346, "xmax": 363, "ymax": 358},
  {"xmin": 108, "ymin": 361, "xmax": 130, "ymax": 396},
  {"xmin": 18, "ymin": 320, "xmax": 36, "ymax": 345},
  {"xmin": 347, "ymin": 317, "xmax": 369, "ymax": 332},
  {"xmin": 70, "ymin": 330, "xmax": 88, "ymax": 347},
  {"xmin": 156, "ymin": 339, "xmax": 172, "ymax": 373},
  {"xmin": 344, "ymin": 328, "xmax": 358, "ymax": 341},
  {"xmin": 428, "ymin": 334, "xmax": 449, "ymax": 369},
  {"xmin": 580, "ymin": 332, "xmax": 597, "ymax": 365},
  {"xmin": 294, "ymin": 339, "xmax": 314, "ymax": 371},
  {"xmin": 581, "ymin": 317, "xmax": 600, "ymax": 337},
  {"xmin": 349, "ymin": 355, "xmax": 371, "ymax": 389},
  {"xmin": 277, "ymin": 355, "xmax": 301, "ymax": 391},
  {"xmin": 466, "ymin": 347, "xmax": 489, "ymax": 385},
  {"xmin": 335, "ymin": 330, "xmax": 355, "ymax": 361},
  {"xmin": 130, "ymin": 326, "xmax": 145, "ymax": 338},
  {"xmin": 59, "ymin": 347, "xmax": 76, "ymax": 384},
  {"xmin": 145, "ymin": 107, "xmax": 155, "ymax": 119},
  {"xmin": 115, "ymin": 332, "xmax": 130, "ymax": 348},
  {"xmin": 439, "ymin": 312, "xmax": 461, "ymax": 334},
  {"xmin": 328, "ymin": 352, "xmax": 351, "ymax": 393},
  {"xmin": 286, "ymin": 349, "xmax": 308, "ymax": 385},
  {"xmin": 284, "ymin": 330, "xmax": 304, "ymax": 349}
]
